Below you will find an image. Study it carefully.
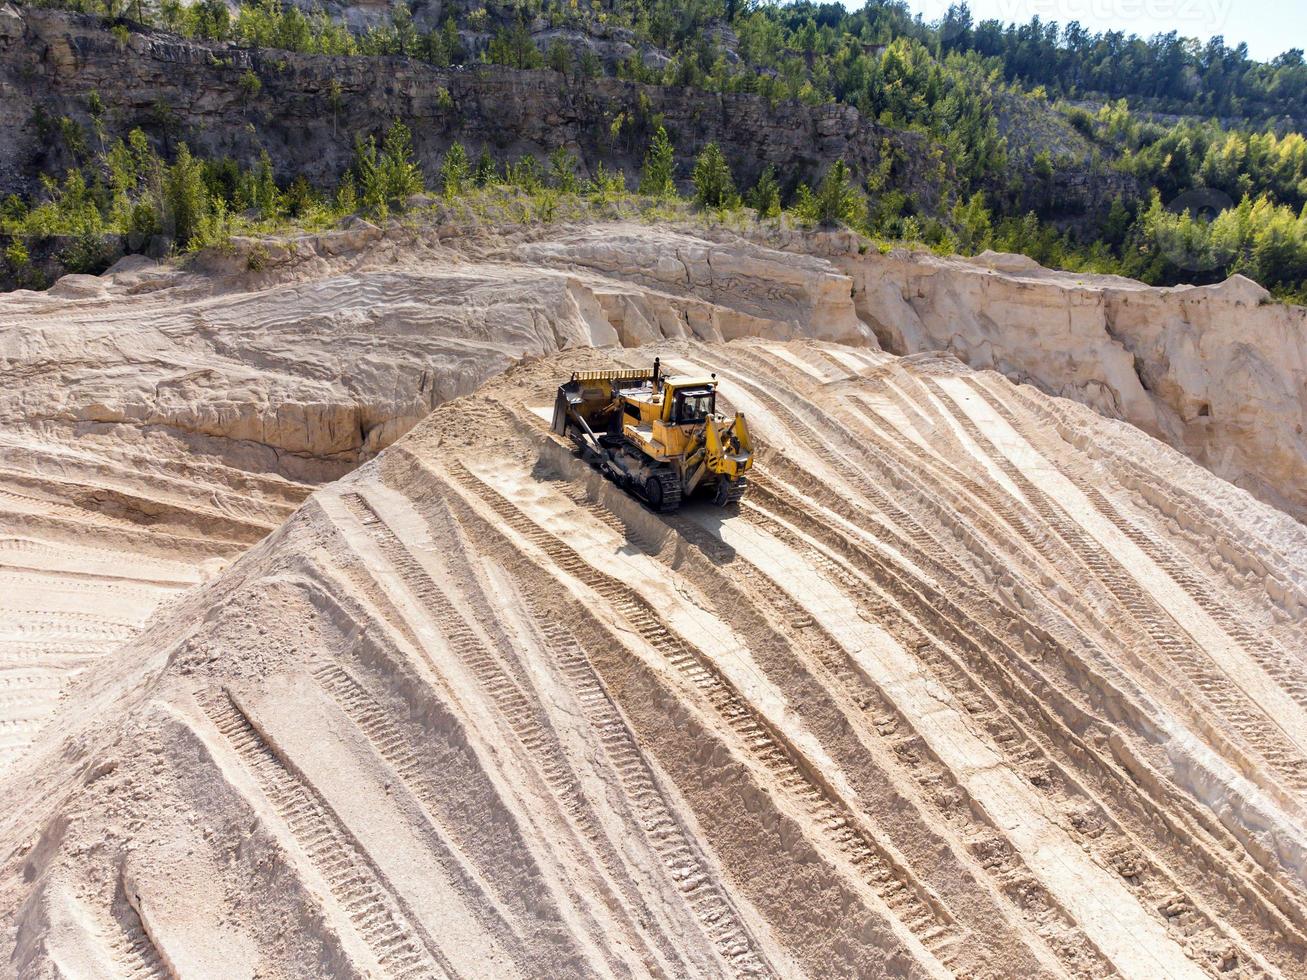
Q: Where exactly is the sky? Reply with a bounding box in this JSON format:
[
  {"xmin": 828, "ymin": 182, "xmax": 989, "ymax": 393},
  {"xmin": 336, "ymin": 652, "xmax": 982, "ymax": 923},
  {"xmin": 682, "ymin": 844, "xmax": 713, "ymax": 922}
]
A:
[{"xmin": 900, "ymin": 0, "xmax": 1306, "ymax": 62}]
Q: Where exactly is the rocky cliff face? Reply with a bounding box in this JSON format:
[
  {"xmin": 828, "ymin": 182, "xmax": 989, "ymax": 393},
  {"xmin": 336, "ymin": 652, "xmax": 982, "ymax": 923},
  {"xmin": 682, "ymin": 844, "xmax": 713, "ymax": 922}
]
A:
[
  {"xmin": 0, "ymin": 6, "xmax": 941, "ymax": 201},
  {"xmin": 0, "ymin": 6, "xmax": 1136, "ymax": 221}
]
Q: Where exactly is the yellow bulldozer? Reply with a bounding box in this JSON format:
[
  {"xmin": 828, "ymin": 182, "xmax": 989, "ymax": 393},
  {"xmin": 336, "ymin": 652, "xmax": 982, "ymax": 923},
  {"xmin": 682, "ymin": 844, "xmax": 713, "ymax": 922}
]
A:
[{"xmin": 551, "ymin": 358, "xmax": 752, "ymax": 511}]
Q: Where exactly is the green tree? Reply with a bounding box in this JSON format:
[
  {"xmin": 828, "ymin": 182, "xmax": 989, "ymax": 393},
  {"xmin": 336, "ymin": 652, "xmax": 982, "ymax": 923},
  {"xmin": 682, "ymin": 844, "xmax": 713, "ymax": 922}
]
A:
[
  {"xmin": 380, "ymin": 120, "xmax": 423, "ymax": 201},
  {"xmin": 161, "ymin": 143, "xmax": 211, "ymax": 247},
  {"xmin": 244, "ymin": 149, "xmax": 281, "ymax": 217},
  {"xmin": 438, "ymin": 141, "xmax": 470, "ymax": 196},
  {"xmin": 486, "ymin": 20, "xmax": 542, "ymax": 69},
  {"xmin": 691, "ymin": 142, "xmax": 736, "ymax": 209},
  {"xmin": 473, "ymin": 147, "xmax": 498, "ymax": 187},
  {"xmin": 548, "ymin": 147, "xmax": 579, "ymax": 192},
  {"xmin": 353, "ymin": 134, "xmax": 387, "ymax": 216},
  {"xmin": 795, "ymin": 159, "xmax": 860, "ymax": 227},
  {"xmin": 638, "ymin": 126, "xmax": 676, "ymax": 197},
  {"xmin": 746, "ymin": 164, "xmax": 781, "ymax": 218},
  {"xmin": 546, "ymin": 38, "xmax": 572, "ymax": 75}
]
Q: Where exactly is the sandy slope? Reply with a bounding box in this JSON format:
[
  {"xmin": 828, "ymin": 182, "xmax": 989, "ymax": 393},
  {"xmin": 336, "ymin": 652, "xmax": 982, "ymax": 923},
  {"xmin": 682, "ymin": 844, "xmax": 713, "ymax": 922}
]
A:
[
  {"xmin": 2, "ymin": 339, "xmax": 1305, "ymax": 979},
  {"xmin": 0, "ymin": 221, "xmax": 872, "ymax": 771}
]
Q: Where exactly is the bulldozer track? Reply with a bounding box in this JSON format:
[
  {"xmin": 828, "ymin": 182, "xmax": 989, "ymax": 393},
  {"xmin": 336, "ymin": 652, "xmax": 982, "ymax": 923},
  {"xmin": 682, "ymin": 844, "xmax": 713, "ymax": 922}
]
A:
[
  {"xmin": 835, "ymin": 391, "xmax": 1307, "ymax": 813},
  {"xmin": 930, "ymin": 383, "xmax": 1307, "ymax": 803},
  {"xmin": 107, "ymin": 904, "xmax": 168, "ymax": 980},
  {"xmin": 966, "ymin": 380, "xmax": 1307, "ymax": 710},
  {"xmin": 309, "ymin": 660, "xmax": 547, "ymax": 970},
  {"xmin": 743, "ymin": 353, "xmax": 1307, "ymax": 830},
  {"xmin": 549, "ymin": 470, "xmax": 1117, "ymax": 977},
  {"xmin": 443, "ymin": 461, "xmax": 968, "ymax": 973},
  {"xmin": 335, "ymin": 489, "xmax": 694, "ymax": 979},
  {"xmin": 200, "ymin": 690, "xmax": 452, "ymax": 980},
  {"xmin": 737, "ymin": 486, "xmax": 1264, "ymax": 978},
  {"xmin": 649, "ymin": 365, "xmax": 1306, "ymax": 949},
  {"xmin": 524, "ymin": 596, "xmax": 773, "ymax": 977}
]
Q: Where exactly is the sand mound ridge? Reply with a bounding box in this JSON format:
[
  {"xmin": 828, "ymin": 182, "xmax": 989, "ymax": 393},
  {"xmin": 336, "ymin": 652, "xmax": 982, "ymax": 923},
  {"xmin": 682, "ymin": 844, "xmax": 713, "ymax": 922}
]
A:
[
  {"xmin": 2, "ymin": 339, "xmax": 1305, "ymax": 979},
  {"xmin": 0, "ymin": 222, "xmax": 878, "ymax": 772}
]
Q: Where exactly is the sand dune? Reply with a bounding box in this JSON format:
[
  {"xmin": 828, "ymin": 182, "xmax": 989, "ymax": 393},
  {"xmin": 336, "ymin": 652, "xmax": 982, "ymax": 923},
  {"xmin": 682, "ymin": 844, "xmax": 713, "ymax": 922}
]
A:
[{"xmin": 3, "ymin": 338, "xmax": 1304, "ymax": 978}]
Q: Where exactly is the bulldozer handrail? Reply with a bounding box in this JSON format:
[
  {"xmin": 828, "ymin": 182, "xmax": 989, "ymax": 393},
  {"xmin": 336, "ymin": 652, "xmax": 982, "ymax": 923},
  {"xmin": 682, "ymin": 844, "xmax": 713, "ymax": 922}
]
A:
[{"xmin": 569, "ymin": 369, "xmax": 656, "ymax": 383}]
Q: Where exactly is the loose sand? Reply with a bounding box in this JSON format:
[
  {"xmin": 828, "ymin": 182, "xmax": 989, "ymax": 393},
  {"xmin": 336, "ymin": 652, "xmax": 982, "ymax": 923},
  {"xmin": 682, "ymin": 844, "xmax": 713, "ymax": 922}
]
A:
[{"xmin": 2, "ymin": 339, "xmax": 1305, "ymax": 978}]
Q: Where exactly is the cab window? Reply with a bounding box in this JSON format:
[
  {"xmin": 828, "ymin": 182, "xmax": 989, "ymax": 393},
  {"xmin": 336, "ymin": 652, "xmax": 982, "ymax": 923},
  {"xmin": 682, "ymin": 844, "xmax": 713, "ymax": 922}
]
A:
[{"xmin": 674, "ymin": 389, "xmax": 714, "ymax": 424}]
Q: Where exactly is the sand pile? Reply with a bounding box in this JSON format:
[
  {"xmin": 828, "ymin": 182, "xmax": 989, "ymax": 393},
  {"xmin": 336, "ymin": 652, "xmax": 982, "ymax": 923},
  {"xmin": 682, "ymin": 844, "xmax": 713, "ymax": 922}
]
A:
[
  {"xmin": 0, "ymin": 222, "xmax": 876, "ymax": 771},
  {"xmin": 2, "ymin": 338, "xmax": 1305, "ymax": 978}
]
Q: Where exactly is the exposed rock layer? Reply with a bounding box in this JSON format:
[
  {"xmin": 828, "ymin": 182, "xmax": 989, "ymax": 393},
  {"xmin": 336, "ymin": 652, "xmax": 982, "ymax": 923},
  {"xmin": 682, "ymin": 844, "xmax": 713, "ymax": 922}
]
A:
[
  {"xmin": 0, "ymin": 6, "xmax": 1137, "ymax": 220},
  {"xmin": 825, "ymin": 244, "xmax": 1307, "ymax": 520},
  {"xmin": 0, "ymin": 6, "xmax": 938, "ymax": 204}
]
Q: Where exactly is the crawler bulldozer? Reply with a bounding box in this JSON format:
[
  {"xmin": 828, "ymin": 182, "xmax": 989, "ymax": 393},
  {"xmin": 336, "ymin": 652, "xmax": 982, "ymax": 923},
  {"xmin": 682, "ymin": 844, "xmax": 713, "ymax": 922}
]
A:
[{"xmin": 552, "ymin": 358, "xmax": 752, "ymax": 511}]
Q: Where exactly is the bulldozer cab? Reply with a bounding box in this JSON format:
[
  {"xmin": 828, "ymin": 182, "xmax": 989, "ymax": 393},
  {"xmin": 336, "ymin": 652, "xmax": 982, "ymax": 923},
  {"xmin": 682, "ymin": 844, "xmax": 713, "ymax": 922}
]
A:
[{"xmin": 666, "ymin": 384, "xmax": 716, "ymax": 426}]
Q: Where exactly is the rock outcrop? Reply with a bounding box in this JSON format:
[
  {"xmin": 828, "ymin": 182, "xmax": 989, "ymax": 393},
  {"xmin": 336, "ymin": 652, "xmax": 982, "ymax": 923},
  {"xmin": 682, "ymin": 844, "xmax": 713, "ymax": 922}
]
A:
[
  {"xmin": 0, "ymin": 6, "xmax": 1136, "ymax": 221},
  {"xmin": 822, "ymin": 244, "xmax": 1307, "ymax": 520},
  {"xmin": 0, "ymin": 6, "xmax": 940, "ymax": 204}
]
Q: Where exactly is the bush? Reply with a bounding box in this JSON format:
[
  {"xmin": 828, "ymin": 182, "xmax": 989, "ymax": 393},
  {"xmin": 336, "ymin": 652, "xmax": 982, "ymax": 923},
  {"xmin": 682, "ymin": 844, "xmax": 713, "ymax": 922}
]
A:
[{"xmin": 587, "ymin": 161, "xmax": 625, "ymax": 200}]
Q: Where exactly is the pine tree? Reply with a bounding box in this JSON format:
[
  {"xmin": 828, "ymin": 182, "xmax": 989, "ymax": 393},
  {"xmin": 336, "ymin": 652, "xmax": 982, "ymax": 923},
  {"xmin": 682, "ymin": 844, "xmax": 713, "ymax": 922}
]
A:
[
  {"xmin": 353, "ymin": 134, "xmax": 387, "ymax": 217},
  {"xmin": 746, "ymin": 164, "xmax": 781, "ymax": 218},
  {"xmin": 246, "ymin": 149, "xmax": 282, "ymax": 218},
  {"xmin": 380, "ymin": 121, "xmax": 423, "ymax": 201},
  {"xmin": 162, "ymin": 143, "xmax": 211, "ymax": 247},
  {"xmin": 691, "ymin": 142, "xmax": 736, "ymax": 209},
  {"xmin": 473, "ymin": 147, "xmax": 498, "ymax": 187},
  {"xmin": 639, "ymin": 126, "xmax": 676, "ymax": 197},
  {"xmin": 796, "ymin": 159, "xmax": 860, "ymax": 227},
  {"xmin": 438, "ymin": 142, "xmax": 469, "ymax": 196},
  {"xmin": 548, "ymin": 147, "xmax": 578, "ymax": 192}
]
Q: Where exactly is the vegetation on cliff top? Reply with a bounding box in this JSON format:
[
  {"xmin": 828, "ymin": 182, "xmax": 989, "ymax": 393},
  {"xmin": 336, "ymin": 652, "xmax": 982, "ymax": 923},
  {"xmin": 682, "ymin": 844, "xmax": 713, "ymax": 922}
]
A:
[{"xmin": 10, "ymin": 0, "xmax": 1307, "ymax": 300}]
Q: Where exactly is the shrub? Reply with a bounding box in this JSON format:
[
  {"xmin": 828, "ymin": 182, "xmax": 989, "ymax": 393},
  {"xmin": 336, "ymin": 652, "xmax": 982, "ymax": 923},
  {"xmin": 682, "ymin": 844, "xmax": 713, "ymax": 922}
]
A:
[
  {"xmin": 507, "ymin": 155, "xmax": 543, "ymax": 192},
  {"xmin": 587, "ymin": 161, "xmax": 625, "ymax": 200}
]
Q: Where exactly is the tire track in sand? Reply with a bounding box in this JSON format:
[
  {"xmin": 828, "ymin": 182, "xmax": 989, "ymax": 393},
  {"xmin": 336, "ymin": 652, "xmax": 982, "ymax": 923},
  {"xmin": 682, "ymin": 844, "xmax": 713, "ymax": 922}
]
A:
[{"xmin": 442, "ymin": 459, "xmax": 969, "ymax": 976}]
